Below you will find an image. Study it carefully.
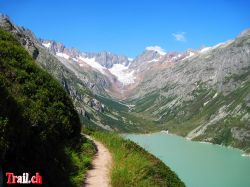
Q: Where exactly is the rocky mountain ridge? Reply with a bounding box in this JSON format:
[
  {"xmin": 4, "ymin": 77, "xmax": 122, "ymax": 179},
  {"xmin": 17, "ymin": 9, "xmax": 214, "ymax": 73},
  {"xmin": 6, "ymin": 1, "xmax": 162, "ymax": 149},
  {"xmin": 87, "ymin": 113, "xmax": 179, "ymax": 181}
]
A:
[
  {"xmin": 40, "ymin": 38, "xmax": 200, "ymax": 99},
  {"xmin": 41, "ymin": 39, "xmax": 130, "ymax": 68}
]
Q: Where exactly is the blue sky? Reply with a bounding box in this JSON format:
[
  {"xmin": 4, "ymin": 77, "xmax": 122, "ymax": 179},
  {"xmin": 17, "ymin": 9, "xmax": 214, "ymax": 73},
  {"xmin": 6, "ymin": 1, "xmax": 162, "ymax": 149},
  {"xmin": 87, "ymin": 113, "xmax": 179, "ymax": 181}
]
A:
[{"xmin": 0, "ymin": 0, "xmax": 250, "ymax": 57}]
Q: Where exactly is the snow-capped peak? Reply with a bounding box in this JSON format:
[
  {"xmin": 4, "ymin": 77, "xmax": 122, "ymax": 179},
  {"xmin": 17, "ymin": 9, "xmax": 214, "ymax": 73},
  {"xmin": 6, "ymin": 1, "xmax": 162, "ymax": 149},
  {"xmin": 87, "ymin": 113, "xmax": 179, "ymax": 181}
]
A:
[
  {"xmin": 108, "ymin": 64, "xmax": 135, "ymax": 85},
  {"xmin": 42, "ymin": 42, "xmax": 51, "ymax": 48},
  {"xmin": 199, "ymin": 46, "xmax": 212, "ymax": 53},
  {"xmin": 199, "ymin": 40, "xmax": 234, "ymax": 54},
  {"xmin": 145, "ymin": 46, "xmax": 166, "ymax": 55},
  {"xmin": 56, "ymin": 52, "xmax": 69, "ymax": 59},
  {"xmin": 79, "ymin": 56, "xmax": 106, "ymax": 74}
]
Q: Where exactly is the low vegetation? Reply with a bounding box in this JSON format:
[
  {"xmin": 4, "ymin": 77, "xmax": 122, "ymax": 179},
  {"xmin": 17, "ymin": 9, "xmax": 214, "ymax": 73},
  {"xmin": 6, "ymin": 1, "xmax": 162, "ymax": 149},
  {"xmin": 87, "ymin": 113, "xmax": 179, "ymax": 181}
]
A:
[{"xmin": 86, "ymin": 130, "xmax": 185, "ymax": 187}]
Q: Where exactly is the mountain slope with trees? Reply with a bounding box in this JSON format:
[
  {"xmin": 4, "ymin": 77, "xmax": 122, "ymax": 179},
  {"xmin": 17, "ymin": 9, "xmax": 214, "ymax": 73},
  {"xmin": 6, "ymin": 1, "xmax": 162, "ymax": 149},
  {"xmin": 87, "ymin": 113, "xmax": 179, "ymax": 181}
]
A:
[{"xmin": 0, "ymin": 28, "xmax": 96, "ymax": 187}]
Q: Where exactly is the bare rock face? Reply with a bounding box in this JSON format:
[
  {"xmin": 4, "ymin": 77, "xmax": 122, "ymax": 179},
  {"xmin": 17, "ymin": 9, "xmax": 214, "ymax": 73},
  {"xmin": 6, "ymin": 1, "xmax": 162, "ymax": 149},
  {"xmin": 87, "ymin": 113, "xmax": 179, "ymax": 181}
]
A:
[
  {"xmin": 40, "ymin": 39, "xmax": 130, "ymax": 68},
  {"xmin": 40, "ymin": 39, "xmax": 81, "ymax": 58},
  {"xmin": 129, "ymin": 35, "xmax": 250, "ymax": 101},
  {"xmin": 90, "ymin": 99, "xmax": 105, "ymax": 112},
  {"xmin": 0, "ymin": 14, "xmax": 39, "ymax": 59},
  {"xmin": 231, "ymin": 127, "xmax": 250, "ymax": 142},
  {"xmin": 238, "ymin": 29, "xmax": 250, "ymax": 38},
  {"xmin": 85, "ymin": 52, "xmax": 129, "ymax": 68}
]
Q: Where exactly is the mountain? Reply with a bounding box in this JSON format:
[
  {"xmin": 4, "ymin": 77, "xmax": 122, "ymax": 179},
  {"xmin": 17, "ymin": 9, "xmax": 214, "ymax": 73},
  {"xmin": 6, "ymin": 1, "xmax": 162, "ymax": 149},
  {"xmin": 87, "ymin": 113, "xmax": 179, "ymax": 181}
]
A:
[
  {"xmin": 1, "ymin": 14, "xmax": 249, "ymax": 152},
  {"xmin": 41, "ymin": 39, "xmax": 130, "ymax": 68},
  {"xmin": 40, "ymin": 39, "xmax": 137, "ymax": 95},
  {"xmin": 127, "ymin": 30, "xmax": 250, "ymax": 152},
  {"xmin": 0, "ymin": 14, "xmax": 149, "ymax": 132}
]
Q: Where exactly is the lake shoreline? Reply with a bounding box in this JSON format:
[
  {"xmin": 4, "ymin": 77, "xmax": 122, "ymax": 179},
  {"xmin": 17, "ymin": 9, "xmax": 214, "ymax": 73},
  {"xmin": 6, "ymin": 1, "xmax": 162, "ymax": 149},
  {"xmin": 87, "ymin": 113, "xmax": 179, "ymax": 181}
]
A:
[
  {"xmin": 122, "ymin": 131, "xmax": 250, "ymax": 157},
  {"xmin": 125, "ymin": 132, "xmax": 250, "ymax": 187}
]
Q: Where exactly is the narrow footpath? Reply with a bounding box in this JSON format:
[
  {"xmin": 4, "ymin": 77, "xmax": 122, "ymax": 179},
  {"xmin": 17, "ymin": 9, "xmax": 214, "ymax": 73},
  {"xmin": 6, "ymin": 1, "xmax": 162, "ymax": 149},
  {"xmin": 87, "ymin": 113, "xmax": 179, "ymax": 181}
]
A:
[{"xmin": 84, "ymin": 135, "xmax": 112, "ymax": 187}]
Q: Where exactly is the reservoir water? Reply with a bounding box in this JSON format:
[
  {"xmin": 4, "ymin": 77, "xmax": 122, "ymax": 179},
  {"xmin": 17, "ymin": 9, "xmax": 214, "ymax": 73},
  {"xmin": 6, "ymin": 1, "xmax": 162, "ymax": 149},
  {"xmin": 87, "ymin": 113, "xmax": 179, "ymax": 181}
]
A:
[{"xmin": 126, "ymin": 132, "xmax": 250, "ymax": 187}]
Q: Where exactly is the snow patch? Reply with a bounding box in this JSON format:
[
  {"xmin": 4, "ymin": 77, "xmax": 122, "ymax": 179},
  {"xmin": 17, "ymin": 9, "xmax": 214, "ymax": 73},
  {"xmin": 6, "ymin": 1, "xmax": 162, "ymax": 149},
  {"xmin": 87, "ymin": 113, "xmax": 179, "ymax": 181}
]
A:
[
  {"xmin": 42, "ymin": 42, "xmax": 51, "ymax": 48},
  {"xmin": 56, "ymin": 52, "xmax": 69, "ymax": 59},
  {"xmin": 199, "ymin": 40, "xmax": 234, "ymax": 54},
  {"xmin": 109, "ymin": 64, "xmax": 136, "ymax": 85},
  {"xmin": 128, "ymin": 58, "xmax": 134, "ymax": 61},
  {"xmin": 213, "ymin": 43, "xmax": 224, "ymax": 49},
  {"xmin": 200, "ymin": 47, "xmax": 212, "ymax": 53},
  {"xmin": 146, "ymin": 46, "xmax": 166, "ymax": 55},
  {"xmin": 72, "ymin": 58, "xmax": 78, "ymax": 62},
  {"xmin": 188, "ymin": 51, "xmax": 195, "ymax": 57},
  {"xmin": 171, "ymin": 56, "xmax": 179, "ymax": 61},
  {"xmin": 213, "ymin": 40, "xmax": 233, "ymax": 49},
  {"xmin": 213, "ymin": 93, "xmax": 218, "ymax": 99},
  {"xmin": 203, "ymin": 101, "xmax": 209, "ymax": 106},
  {"xmin": 147, "ymin": 58, "xmax": 159, "ymax": 63},
  {"xmin": 182, "ymin": 51, "xmax": 196, "ymax": 61},
  {"xmin": 79, "ymin": 56, "xmax": 106, "ymax": 74}
]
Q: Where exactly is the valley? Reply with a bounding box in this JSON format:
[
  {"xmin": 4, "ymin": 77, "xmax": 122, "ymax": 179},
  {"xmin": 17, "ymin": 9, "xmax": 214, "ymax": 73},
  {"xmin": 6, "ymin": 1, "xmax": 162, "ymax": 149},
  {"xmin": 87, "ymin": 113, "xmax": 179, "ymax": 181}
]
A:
[
  {"xmin": 1, "ymin": 1, "xmax": 249, "ymax": 186},
  {"xmin": 1, "ymin": 14, "xmax": 249, "ymax": 153},
  {"xmin": 0, "ymin": 26, "xmax": 185, "ymax": 187}
]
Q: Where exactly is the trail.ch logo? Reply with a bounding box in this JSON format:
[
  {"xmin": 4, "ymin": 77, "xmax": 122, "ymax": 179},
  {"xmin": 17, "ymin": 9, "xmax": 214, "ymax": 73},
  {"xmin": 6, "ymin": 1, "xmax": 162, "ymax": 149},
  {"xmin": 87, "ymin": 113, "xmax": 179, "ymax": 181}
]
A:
[{"xmin": 5, "ymin": 172, "xmax": 42, "ymax": 185}]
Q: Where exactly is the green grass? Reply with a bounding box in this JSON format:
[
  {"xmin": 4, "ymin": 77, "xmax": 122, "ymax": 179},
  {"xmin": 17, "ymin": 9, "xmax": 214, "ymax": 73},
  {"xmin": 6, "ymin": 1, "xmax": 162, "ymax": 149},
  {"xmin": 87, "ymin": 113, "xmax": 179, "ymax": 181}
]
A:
[
  {"xmin": 85, "ymin": 94, "xmax": 159, "ymax": 133},
  {"xmin": 86, "ymin": 130, "xmax": 185, "ymax": 187},
  {"xmin": 133, "ymin": 92, "xmax": 160, "ymax": 113},
  {"xmin": 96, "ymin": 95, "xmax": 128, "ymax": 112},
  {"xmin": 66, "ymin": 137, "xmax": 96, "ymax": 186}
]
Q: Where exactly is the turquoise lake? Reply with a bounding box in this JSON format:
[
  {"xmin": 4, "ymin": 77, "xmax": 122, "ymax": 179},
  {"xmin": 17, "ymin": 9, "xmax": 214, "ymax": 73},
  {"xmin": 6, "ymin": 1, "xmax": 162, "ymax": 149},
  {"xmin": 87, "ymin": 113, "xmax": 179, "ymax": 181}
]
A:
[{"xmin": 126, "ymin": 132, "xmax": 250, "ymax": 187}]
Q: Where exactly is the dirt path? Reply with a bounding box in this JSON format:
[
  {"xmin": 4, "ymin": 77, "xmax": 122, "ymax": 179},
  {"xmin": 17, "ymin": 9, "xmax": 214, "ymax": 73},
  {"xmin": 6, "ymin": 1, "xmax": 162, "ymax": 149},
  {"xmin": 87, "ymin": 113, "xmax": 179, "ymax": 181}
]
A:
[{"xmin": 84, "ymin": 135, "xmax": 112, "ymax": 187}]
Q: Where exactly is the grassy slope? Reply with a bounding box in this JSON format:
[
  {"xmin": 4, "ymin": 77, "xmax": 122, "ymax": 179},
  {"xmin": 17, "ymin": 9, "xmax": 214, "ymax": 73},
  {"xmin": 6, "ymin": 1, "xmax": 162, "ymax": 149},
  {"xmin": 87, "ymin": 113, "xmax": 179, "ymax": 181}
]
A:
[
  {"xmin": 0, "ymin": 28, "xmax": 95, "ymax": 186},
  {"xmin": 85, "ymin": 130, "xmax": 185, "ymax": 187},
  {"xmin": 130, "ymin": 79, "xmax": 250, "ymax": 152},
  {"xmin": 194, "ymin": 81, "xmax": 250, "ymax": 152},
  {"xmin": 95, "ymin": 95, "xmax": 159, "ymax": 133}
]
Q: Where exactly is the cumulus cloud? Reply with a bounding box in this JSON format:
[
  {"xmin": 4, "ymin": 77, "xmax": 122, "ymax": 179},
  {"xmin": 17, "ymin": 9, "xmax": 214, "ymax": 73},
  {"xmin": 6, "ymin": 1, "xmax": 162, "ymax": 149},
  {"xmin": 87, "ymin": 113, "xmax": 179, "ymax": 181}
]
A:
[
  {"xmin": 172, "ymin": 32, "xmax": 186, "ymax": 42},
  {"xmin": 145, "ymin": 46, "xmax": 166, "ymax": 55}
]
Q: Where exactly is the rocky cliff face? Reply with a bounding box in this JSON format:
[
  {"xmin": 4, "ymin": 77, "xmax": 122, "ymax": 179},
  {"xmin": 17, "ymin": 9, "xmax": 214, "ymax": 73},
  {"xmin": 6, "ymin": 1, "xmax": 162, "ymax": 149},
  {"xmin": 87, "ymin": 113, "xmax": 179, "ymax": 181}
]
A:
[
  {"xmin": 85, "ymin": 52, "xmax": 130, "ymax": 68},
  {"xmin": 39, "ymin": 39, "xmax": 134, "ymax": 97},
  {"xmin": 41, "ymin": 39, "xmax": 130, "ymax": 68}
]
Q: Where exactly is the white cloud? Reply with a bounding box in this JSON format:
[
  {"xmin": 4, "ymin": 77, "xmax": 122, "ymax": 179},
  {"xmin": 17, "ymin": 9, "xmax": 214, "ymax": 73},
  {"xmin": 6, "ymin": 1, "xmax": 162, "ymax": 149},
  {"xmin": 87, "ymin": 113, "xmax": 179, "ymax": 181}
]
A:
[
  {"xmin": 145, "ymin": 46, "xmax": 166, "ymax": 55},
  {"xmin": 172, "ymin": 32, "xmax": 186, "ymax": 42}
]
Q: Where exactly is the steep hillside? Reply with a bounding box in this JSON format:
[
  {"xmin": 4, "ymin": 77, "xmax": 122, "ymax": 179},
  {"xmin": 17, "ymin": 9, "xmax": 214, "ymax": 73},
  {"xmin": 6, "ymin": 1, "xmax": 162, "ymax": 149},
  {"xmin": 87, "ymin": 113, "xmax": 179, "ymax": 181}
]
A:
[
  {"xmin": 0, "ymin": 28, "xmax": 96, "ymax": 186},
  {"xmin": 128, "ymin": 30, "xmax": 250, "ymax": 152}
]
